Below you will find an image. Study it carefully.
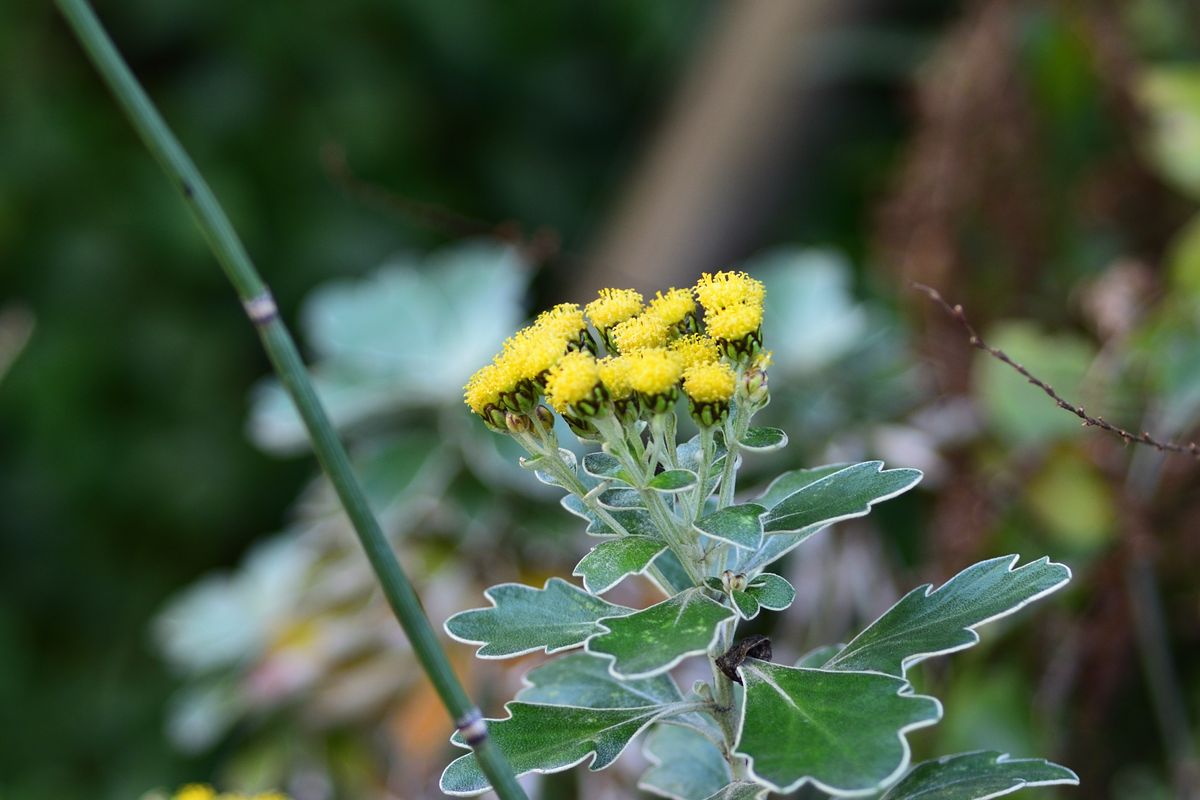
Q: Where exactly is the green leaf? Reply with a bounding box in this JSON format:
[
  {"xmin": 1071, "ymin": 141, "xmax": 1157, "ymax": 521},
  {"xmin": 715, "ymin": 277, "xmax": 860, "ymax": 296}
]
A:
[
  {"xmin": 735, "ymin": 661, "xmax": 941, "ymax": 795},
  {"xmin": 517, "ymin": 652, "xmax": 682, "ymax": 709},
  {"xmin": 694, "ymin": 504, "xmax": 766, "ymax": 550},
  {"xmin": 588, "ymin": 589, "xmax": 736, "ymax": 678},
  {"xmin": 652, "ymin": 549, "xmax": 697, "ymax": 594},
  {"xmin": 745, "ymin": 573, "xmax": 794, "ymax": 611},
  {"xmin": 639, "ymin": 724, "xmax": 732, "ymax": 800},
  {"xmin": 561, "ymin": 495, "xmax": 658, "ymax": 538},
  {"xmin": 824, "ymin": 555, "xmax": 1071, "ymax": 676},
  {"xmin": 532, "ymin": 448, "xmax": 578, "ymax": 488},
  {"xmin": 445, "ymin": 578, "xmax": 630, "ymax": 658},
  {"xmin": 598, "ymin": 487, "xmax": 646, "ymax": 509},
  {"xmin": 678, "ymin": 435, "xmax": 727, "ymax": 498},
  {"xmin": 740, "ymin": 427, "xmax": 788, "ymax": 451},
  {"xmin": 574, "ymin": 536, "xmax": 668, "ymax": 594},
  {"xmin": 731, "ymin": 590, "xmax": 760, "ymax": 620},
  {"xmin": 879, "ymin": 751, "xmax": 1079, "ymax": 800},
  {"xmin": 743, "ymin": 461, "xmax": 921, "ymax": 572},
  {"xmin": 583, "ymin": 452, "xmax": 634, "ymax": 484},
  {"xmin": 793, "ymin": 644, "xmax": 843, "ymax": 669},
  {"xmin": 754, "ymin": 463, "xmax": 849, "ymax": 508},
  {"xmin": 701, "ymin": 784, "xmax": 770, "ymax": 800},
  {"xmin": 440, "ymin": 702, "xmax": 671, "ymax": 795},
  {"xmin": 648, "ymin": 469, "xmax": 699, "ymax": 492}
]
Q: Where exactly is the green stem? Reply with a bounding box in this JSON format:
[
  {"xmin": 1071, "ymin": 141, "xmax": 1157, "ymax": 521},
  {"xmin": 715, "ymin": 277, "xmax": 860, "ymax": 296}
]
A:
[{"xmin": 53, "ymin": 2, "xmax": 527, "ymax": 795}]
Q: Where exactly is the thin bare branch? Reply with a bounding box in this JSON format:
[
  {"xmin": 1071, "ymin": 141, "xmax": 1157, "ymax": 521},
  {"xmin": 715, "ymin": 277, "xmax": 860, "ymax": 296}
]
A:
[{"xmin": 913, "ymin": 282, "xmax": 1200, "ymax": 459}]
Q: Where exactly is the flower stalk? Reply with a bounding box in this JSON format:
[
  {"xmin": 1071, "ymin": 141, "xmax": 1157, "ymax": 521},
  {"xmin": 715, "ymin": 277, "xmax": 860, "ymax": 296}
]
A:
[{"xmin": 52, "ymin": 1, "xmax": 528, "ymax": 796}]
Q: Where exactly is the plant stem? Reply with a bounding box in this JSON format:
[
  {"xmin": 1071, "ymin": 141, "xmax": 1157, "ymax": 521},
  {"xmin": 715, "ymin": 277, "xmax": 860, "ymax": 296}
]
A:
[{"xmin": 53, "ymin": 2, "xmax": 528, "ymax": 795}]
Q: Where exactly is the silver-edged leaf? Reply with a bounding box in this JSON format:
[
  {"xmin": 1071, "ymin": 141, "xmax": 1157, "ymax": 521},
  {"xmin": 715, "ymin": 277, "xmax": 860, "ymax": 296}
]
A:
[
  {"xmin": 754, "ymin": 463, "xmax": 849, "ymax": 508},
  {"xmin": 740, "ymin": 427, "xmax": 788, "ymax": 452},
  {"xmin": 445, "ymin": 578, "xmax": 631, "ymax": 658},
  {"xmin": 650, "ymin": 548, "xmax": 696, "ymax": 594},
  {"xmin": 694, "ymin": 504, "xmax": 766, "ymax": 550},
  {"xmin": 639, "ymin": 723, "xmax": 732, "ymax": 800},
  {"xmin": 583, "ymin": 452, "xmax": 635, "ymax": 484},
  {"xmin": 744, "ymin": 573, "xmax": 794, "ymax": 611},
  {"xmin": 731, "ymin": 589, "xmax": 761, "ymax": 620},
  {"xmin": 517, "ymin": 652, "xmax": 682, "ymax": 709},
  {"xmin": 879, "ymin": 750, "xmax": 1079, "ymax": 800},
  {"xmin": 793, "ymin": 643, "xmax": 843, "ymax": 669},
  {"xmin": 598, "ymin": 487, "xmax": 646, "ymax": 510},
  {"xmin": 825, "ymin": 555, "xmax": 1071, "ymax": 676},
  {"xmin": 588, "ymin": 589, "xmax": 736, "ymax": 679},
  {"xmin": 701, "ymin": 783, "xmax": 770, "ymax": 800},
  {"xmin": 440, "ymin": 702, "xmax": 671, "ymax": 795},
  {"xmin": 648, "ymin": 469, "xmax": 700, "ymax": 492},
  {"xmin": 574, "ymin": 535, "xmax": 669, "ymax": 594},
  {"xmin": 735, "ymin": 661, "xmax": 941, "ymax": 795},
  {"xmin": 561, "ymin": 494, "xmax": 660, "ymax": 538}
]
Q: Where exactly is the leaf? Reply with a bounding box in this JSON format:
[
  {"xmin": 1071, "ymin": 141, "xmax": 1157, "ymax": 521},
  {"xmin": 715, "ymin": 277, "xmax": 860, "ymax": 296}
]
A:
[
  {"xmin": 745, "ymin": 573, "xmax": 794, "ymax": 611},
  {"xmin": 561, "ymin": 495, "xmax": 659, "ymax": 538},
  {"xmin": 793, "ymin": 644, "xmax": 843, "ymax": 669},
  {"xmin": 678, "ymin": 434, "xmax": 727, "ymax": 498},
  {"xmin": 824, "ymin": 555, "xmax": 1071, "ymax": 676},
  {"xmin": 517, "ymin": 652, "xmax": 682, "ymax": 709},
  {"xmin": 754, "ymin": 463, "xmax": 849, "ymax": 508},
  {"xmin": 440, "ymin": 702, "xmax": 670, "ymax": 795},
  {"xmin": 639, "ymin": 724, "xmax": 732, "ymax": 800},
  {"xmin": 742, "ymin": 461, "xmax": 921, "ymax": 572},
  {"xmin": 735, "ymin": 661, "xmax": 941, "ymax": 795},
  {"xmin": 574, "ymin": 536, "xmax": 669, "ymax": 594},
  {"xmin": 588, "ymin": 589, "xmax": 736, "ymax": 679},
  {"xmin": 701, "ymin": 784, "xmax": 770, "ymax": 800},
  {"xmin": 598, "ymin": 487, "xmax": 647, "ymax": 509},
  {"xmin": 445, "ymin": 578, "xmax": 630, "ymax": 658},
  {"xmin": 649, "ymin": 469, "xmax": 699, "ymax": 492},
  {"xmin": 652, "ymin": 549, "xmax": 697, "ymax": 594},
  {"xmin": 533, "ymin": 448, "xmax": 578, "ymax": 488},
  {"xmin": 583, "ymin": 452, "xmax": 634, "ymax": 484},
  {"xmin": 879, "ymin": 751, "xmax": 1079, "ymax": 800},
  {"xmin": 694, "ymin": 504, "xmax": 766, "ymax": 550},
  {"xmin": 740, "ymin": 427, "xmax": 788, "ymax": 451},
  {"xmin": 731, "ymin": 590, "xmax": 760, "ymax": 620}
]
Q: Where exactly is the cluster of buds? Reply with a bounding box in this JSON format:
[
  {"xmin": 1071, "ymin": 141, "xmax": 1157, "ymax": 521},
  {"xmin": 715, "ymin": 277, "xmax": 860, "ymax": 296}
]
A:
[{"xmin": 463, "ymin": 271, "xmax": 767, "ymax": 432}]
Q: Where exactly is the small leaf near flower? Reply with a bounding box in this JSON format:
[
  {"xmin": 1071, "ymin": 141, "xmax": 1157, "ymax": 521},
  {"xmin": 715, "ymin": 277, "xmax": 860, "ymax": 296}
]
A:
[
  {"xmin": 647, "ymin": 469, "xmax": 699, "ymax": 492},
  {"xmin": 739, "ymin": 427, "xmax": 787, "ymax": 451}
]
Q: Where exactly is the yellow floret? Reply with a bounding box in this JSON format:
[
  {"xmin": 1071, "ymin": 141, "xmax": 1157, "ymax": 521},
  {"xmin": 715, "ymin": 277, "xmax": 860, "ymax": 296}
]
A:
[
  {"xmin": 585, "ymin": 288, "xmax": 644, "ymax": 330},
  {"xmin": 534, "ymin": 302, "xmax": 586, "ymax": 339},
  {"xmin": 545, "ymin": 351, "xmax": 602, "ymax": 413},
  {"xmin": 704, "ymin": 302, "xmax": 763, "ymax": 342},
  {"xmin": 683, "ymin": 362, "xmax": 736, "ymax": 404},
  {"xmin": 174, "ymin": 787, "xmax": 217, "ymax": 800},
  {"xmin": 463, "ymin": 362, "xmax": 506, "ymax": 415},
  {"xmin": 598, "ymin": 355, "xmax": 634, "ymax": 401},
  {"xmin": 646, "ymin": 287, "xmax": 696, "ymax": 328},
  {"xmin": 500, "ymin": 325, "xmax": 568, "ymax": 382},
  {"xmin": 670, "ymin": 334, "xmax": 719, "ymax": 369},
  {"xmin": 610, "ymin": 313, "xmax": 670, "ymax": 353},
  {"xmin": 625, "ymin": 348, "xmax": 683, "ymax": 396},
  {"xmin": 693, "ymin": 271, "xmax": 765, "ymax": 312}
]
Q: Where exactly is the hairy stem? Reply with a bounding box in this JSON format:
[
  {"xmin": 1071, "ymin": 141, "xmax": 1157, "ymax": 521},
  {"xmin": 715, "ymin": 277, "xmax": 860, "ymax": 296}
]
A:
[{"xmin": 53, "ymin": 1, "xmax": 527, "ymax": 794}]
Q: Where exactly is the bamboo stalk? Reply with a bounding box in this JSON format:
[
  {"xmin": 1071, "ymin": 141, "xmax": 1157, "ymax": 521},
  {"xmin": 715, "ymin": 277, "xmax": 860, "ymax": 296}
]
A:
[{"xmin": 53, "ymin": 1, "xmax": 527, "ymax": 795}]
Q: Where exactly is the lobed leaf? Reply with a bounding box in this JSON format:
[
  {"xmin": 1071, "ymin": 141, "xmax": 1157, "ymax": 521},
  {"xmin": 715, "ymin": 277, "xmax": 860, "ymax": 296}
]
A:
[
  {"xmin": 735, "ymin": 661, "xmax": 941, "ymax": 795},
  {"xmin": 879, "ymin": 750, "xmax": 1079, "ymax": 800},
  {"xmin": 639, "ymin": 724, "xmax": 733, "ymax": 800},
  {"xmin": 587, "ymin": 589, "xmax": 736, "ymax": 679},
  {"xmin": 561, "ymin": 494, "xmax": 658, "ymax": 538},
  {"xmin": 574, "ymin": 535, "xmax": 668, "ymax": 594},
  {"xmin": 440, "ymin": 701, "xmax": 671, "ymax": 795},
  {"xmin": 445, "ymin": 578, "xmax": 630, "ymax": 658},
  {"xmin": 825, "ymin": 555, "xmax": 1071, "ymax": 676},
  {"xmin": 701, "ymin": 784, "xmax": 771, "ymax": 800},
  {"xmin": 694, "ymin": 504, "xmax": 766, "ymax": 550},
  {"xmin": 517, "ymin": 652, "xmax": 682, "ymax": 709},
  {"xmin": 754, "ymin": 463, "xmax": 849, "ymax": 508},
  {"xmin": 744, "ymin": 573, "xmax": 794, "ymax": 611}
]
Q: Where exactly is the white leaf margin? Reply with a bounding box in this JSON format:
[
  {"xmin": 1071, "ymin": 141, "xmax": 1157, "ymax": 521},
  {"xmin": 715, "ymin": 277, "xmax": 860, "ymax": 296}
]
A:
[{"xmin": 879, "ymin": 751, "xmax": 1080, "ymax": 800}]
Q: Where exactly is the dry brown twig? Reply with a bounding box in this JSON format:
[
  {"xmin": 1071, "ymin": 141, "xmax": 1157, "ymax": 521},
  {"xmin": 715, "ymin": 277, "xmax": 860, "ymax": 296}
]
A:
[{"xmin": 913, "ymin": 282, "xmax": 1200, "ymax": 459}]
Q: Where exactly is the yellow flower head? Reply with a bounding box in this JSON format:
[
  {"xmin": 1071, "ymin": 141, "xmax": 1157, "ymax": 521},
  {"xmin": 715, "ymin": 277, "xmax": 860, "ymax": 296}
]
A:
[
  {"xmin": 670, "ymin": 334, "xmax": 719, "ymax": 369},
  {"xmin": 682, "ymin": 362, "xmax": 736, "ymax": 404},
  {"xmin": 693, "ymin": 270, "xmax": 765, "ymax": 313},
  {"xmin": 704, "ymin": 302, "xmax": 763, "ymax": 342},
  {"xmin": 499, "ymin": 325, "xmax": 568, "ymax": 383},
  {"xmin": 598, "ymin": 355, "xmax": 634, "ymax": 401},
  {"xmin": 625, "ymin": 348, "xmax": 683, "ymax": 397},
  {"xmin": 545, "ymin": 350, "xmax": 603, "ymax": 414},
  {"xmin": 586, "ymin": 288, "xmax": 644, "ymax": 331},
  {"xmin": 174, "ymin": 787, "xmax": 216, "ymax": 800},
  {"xmin": 646, "ymin": 287, "xmax": 696, "ymax": 330},
  {"xmin": 534, "ymin": 302, "xmax": 587, "ymax": 343},
  {"xmin": 610, "ymin": 313, "xmax": 670, "ymax": 353},
  {"xmin": 463, "ymin": 362, "xmax": 507, "ymax": 416}
]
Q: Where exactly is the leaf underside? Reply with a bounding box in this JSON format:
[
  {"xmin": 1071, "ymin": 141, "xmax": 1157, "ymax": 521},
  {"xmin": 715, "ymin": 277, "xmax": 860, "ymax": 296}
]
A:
[
  {"xmin": 639, "ymin": 723, "xmax": 733, "ymax": 800},
  {"xmin": 825, "ymin": 555, "xmax": 1071, "ymax": 676},
  {"xmin": 735, "ymin": 660, "xmax": 941, "ymax": 795},
  {"xmin": 879, "ymin": 750, "xmax": 1079, "ymax": 800}
]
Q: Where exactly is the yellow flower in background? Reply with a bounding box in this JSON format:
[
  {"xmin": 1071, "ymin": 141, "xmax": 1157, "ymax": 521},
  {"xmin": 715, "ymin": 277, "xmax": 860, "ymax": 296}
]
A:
[
  {"xmin": 170, "ymin": 786, "xmax": 289, "ymax": 800},
  {"xmin": 610, "ymin": 313, "xmax": 671, "ymax": 353},
  {"xmin": 585, "ymin": 287, "xmax": 643, "ymax": 331},
  {"xmin": 693, "ymin": 270, "xmax": 765, "ymax": 312},
  {"xmin": 544, "ymin": 350, "xmax": 603, "ymax": 415}
]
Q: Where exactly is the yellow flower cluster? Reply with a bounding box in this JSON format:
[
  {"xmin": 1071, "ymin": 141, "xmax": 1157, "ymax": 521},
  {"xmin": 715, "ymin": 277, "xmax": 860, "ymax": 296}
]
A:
[
  {"xmin": 464, "ymin": 271, "xmax": 765, "ymax": 428},
  {"xmin": 172, "ymin": 785, "xmax": 289, "ymax": 800}
]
